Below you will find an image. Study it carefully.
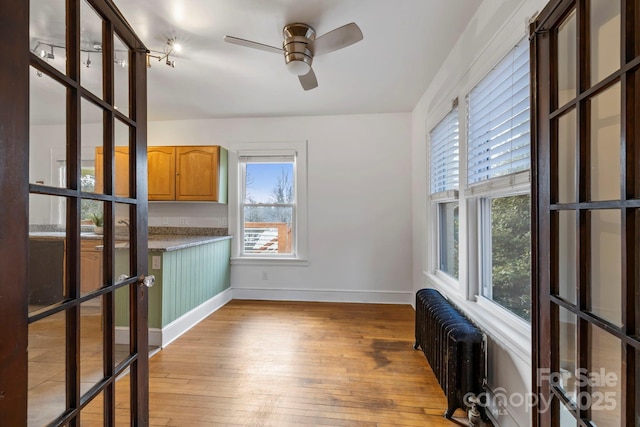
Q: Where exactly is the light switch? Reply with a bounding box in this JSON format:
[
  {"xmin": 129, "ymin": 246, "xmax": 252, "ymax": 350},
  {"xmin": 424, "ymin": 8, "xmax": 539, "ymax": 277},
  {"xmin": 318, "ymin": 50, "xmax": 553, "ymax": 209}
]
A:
[{"xmin": 152, "ymin": 256, "xmax": 161, "ymax": 269}]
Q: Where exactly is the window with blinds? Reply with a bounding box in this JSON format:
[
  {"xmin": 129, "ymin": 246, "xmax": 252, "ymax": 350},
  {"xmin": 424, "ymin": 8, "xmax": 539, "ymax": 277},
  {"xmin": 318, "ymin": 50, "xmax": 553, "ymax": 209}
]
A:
[
  {"xmin": 467, "ymin": 38, "xmax": 530, "ymax": 185},
  {"xmin": 430, "ymin": 107, "xmax": 459, "ymax": 194}
]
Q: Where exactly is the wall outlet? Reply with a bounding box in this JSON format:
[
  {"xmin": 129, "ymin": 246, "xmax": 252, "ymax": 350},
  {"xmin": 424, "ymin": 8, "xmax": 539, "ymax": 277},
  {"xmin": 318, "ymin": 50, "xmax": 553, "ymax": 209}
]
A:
[
  {"xmin": 261, "ymin": 271, "xmax": 268, "ymax": 281},
  {"xmin": 220, "ymin": 217, "xmax": 228, "ymax": 227},
  {"xmin": 179, "ymin": 217, "xmax": 189, "ymax": 226},
  {"xmin": 162, "ymin": 217, "xmax": 169, "ymax": 225},
  {"xmin": 151, "ymin": 256, "xmax": 161, "ymax": 270}
]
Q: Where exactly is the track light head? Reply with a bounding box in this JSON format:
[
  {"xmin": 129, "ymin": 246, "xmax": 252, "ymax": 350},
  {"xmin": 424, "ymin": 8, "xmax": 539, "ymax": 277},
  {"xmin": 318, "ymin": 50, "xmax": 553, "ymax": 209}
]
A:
[{"xmin": 39, "ymin": 47, "xmax": 54, "ymax": 60}]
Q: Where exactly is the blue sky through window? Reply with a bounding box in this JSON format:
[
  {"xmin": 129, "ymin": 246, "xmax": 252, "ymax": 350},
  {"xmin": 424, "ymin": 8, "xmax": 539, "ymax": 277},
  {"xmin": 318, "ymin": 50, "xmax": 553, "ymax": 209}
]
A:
[{"xmin": 245, "ymin": 162, "xmax": 294, "ymax": 203}]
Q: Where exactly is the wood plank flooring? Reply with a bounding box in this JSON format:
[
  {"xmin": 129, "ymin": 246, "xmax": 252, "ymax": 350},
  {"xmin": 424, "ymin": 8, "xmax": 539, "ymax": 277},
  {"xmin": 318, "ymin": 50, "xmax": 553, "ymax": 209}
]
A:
[{"xmin": 132, "ymin": 300, "xmax": 466, "ymax": 426}]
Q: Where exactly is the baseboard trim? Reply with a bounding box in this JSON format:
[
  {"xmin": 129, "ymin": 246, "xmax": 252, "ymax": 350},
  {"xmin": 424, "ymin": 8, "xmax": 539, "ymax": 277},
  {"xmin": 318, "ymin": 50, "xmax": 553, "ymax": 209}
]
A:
[
  {"xmin": 161, "ymin": 288, "xmax": 233, "ymax": 347},
  {"xmin": 231, "ymin": 287, "xmax": 413, "ymax": 304},
  {"xmin": 115, "ymin": 288, "xmax": 233, "ymax": 348}
]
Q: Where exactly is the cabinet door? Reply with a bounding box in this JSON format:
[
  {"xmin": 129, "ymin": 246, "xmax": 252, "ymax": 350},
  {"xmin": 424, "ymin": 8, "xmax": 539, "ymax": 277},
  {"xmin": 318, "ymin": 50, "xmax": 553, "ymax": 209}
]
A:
[
  {"xmin": 80, "ymin": 239, "xmax": 102, "ymax": 294},
  {"xmin": 176, "ymin": 146, "xmax": 219, "ymax": 201},
  {"xmin": 148, "ymin": 146, "xmax": 176, "ymax": 201},
  {"xmin": 94, "ymin": 146, "xmax": 130, "ymax": 196}
]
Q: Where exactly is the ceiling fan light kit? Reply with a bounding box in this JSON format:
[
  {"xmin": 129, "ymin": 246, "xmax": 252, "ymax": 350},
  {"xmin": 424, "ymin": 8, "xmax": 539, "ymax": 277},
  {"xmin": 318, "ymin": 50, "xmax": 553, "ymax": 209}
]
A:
[
  {"xmin": 224, "ymin": 22, "xmax": 363, "ymax": 90},
  {"xmin": 283, "ymin": 24, "xmax": 315, "ymax": 76}
]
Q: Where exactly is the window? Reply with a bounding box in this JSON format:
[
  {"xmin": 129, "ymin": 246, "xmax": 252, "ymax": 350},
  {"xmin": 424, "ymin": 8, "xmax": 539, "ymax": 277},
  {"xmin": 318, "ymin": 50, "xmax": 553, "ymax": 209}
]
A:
[
  {"xmin": 430, "ymin": 106, "xmax": 459, "ymax": 279},
  {"xmin": 239, "ymin": 153, "xmax": 296, "ymax": 256},
  {"xmin": 56, "ymin": 158, "xmax": 100, "ymax": 226},
  {"xmin": 231, "ymin": 142, "xmax": 308, "ymax": 262},
  {"xmin": 468, "ymin": 38, "xmax": 530, "ymax": 184},
  {"xmin": 467, "ymin": 37, "xmax": 531, "ymax": 321},
  {"xmin": 480, "ymin": 194, "xmax": 531, "ymax": 321},
  {"xmin": 438, "ymin": 201, "xmax": 459, "ymax": 278}
]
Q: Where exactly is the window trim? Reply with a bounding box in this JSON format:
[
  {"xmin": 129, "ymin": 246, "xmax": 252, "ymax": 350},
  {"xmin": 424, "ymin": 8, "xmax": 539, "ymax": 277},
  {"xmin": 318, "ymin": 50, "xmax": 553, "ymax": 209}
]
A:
[{"xmin": 229, "ymin": 141, "xmax": 308, "ymax": 264}]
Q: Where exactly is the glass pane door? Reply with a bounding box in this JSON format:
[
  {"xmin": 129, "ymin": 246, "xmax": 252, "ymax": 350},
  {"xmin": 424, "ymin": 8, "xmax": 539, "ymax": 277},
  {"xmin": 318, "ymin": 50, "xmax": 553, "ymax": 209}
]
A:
[
  {"xmin": 532, "ymin": 0, "xmax": 640, "ymax": 425},
  {"xmin": 27, "ymin": 0, "xmax": 149, "ymax": 425}
]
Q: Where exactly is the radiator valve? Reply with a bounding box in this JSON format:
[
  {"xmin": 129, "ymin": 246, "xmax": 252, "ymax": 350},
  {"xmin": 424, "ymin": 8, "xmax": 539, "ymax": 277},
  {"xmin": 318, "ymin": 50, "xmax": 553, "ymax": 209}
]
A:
[{"xmin": 465, "ymin": 394, "xmax": 482, "ymax": 427}]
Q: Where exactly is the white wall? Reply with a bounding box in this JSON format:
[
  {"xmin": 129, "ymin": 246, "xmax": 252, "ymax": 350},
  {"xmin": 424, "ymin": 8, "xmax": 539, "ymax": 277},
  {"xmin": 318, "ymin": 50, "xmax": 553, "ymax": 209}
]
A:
[
  {"xmin": 148, "ymin": 113, "xmax": 414, "ymax": 303},
  {"xmin": 411, "ymin": 1, "xmax": 548, "ymax": 426}
]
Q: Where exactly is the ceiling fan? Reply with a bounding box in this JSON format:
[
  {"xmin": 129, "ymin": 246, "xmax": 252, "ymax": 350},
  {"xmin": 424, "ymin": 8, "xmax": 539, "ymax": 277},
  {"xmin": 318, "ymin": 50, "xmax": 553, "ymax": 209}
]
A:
[{"xmin": 224, "ymin": 22, "xmax": 363, "ymax": 91}]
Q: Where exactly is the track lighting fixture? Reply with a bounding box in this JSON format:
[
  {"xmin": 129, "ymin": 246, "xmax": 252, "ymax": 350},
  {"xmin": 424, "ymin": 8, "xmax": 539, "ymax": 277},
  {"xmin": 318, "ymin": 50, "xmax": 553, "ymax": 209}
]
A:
[
  {"xmin": 39, "ymin": 45, "xmax": 55, "ymax": 59},
  {"xmin": 32, "ymin": 40, "xmax": 129, "ymax": 69},
  {"xmin": 31, "ymin": 37, "xmax": 179, "ymax": 71},
  {"xmin": 146, "ymin": 37, "xmax": 181, "ymax": 68}
]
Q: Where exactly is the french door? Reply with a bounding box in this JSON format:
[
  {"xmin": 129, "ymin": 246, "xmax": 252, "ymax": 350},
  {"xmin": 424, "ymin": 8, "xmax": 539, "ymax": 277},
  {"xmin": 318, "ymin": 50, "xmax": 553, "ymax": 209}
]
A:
[
  {"xmin": 0, "ymin": 0, "xmax": 149, "ymax": 425},
  {"xmin": 532, "ymin": 0, "xmax": 640, "ymax": 425}
]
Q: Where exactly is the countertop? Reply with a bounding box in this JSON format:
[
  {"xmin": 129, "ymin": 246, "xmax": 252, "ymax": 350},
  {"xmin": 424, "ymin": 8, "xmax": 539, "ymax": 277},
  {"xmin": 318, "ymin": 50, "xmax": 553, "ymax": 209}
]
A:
[
  {"xmin": 29, "ymin": 232, "xmax": 232, "ymax": 252},
  {"xmin": 29, "ymin": 232, "xmax": 105, "ymax": 240},
  {"xmin": 147, "ymin": 235, "xmax": 232, "ymax": 252}
]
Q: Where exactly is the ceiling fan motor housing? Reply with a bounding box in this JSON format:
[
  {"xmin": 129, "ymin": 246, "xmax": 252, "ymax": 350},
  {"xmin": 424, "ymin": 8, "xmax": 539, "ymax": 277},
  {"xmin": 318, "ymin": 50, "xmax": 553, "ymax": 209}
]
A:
[{"xmin": 283, "ymin": 23, "xmax": 315, "ymax": 75}]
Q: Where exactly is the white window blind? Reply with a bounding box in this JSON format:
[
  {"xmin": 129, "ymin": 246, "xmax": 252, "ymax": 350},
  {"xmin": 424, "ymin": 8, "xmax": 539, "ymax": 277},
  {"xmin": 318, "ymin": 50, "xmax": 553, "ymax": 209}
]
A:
[
  {"xmin": 468, "ymin": 38, "xmax": 530, "ymax": 185},
  {"xmin": 430, "ymin": 108, "xmax": 459, "ymax": 194}
]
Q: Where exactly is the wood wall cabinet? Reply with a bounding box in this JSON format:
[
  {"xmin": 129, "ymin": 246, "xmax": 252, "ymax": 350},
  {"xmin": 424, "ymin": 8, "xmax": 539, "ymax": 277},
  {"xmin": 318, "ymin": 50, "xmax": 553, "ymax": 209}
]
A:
[
  {"xmin": 94, "ymin": 146, "xmax": 130, "ymax": 197},
  {"xmin": 148, "ymin": 145, "xmax": 227, "ymax": 203},
  {"xmin": 95, "ymin": 145, "xmax": 227, "ymax": 202}
]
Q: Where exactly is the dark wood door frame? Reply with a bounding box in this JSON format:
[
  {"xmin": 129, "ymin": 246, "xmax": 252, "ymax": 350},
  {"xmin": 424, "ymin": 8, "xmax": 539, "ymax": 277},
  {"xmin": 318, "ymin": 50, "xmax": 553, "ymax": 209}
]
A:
[{"xmin": 0, "ymin": 1, "xmax": 30, "ymax": 425}]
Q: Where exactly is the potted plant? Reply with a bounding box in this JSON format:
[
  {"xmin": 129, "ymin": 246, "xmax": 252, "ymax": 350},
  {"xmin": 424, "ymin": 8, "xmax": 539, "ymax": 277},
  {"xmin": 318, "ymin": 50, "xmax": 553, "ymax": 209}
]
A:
[{"xmin": 89, "ymin": 212, "xmax": 104, "ymax": 235}]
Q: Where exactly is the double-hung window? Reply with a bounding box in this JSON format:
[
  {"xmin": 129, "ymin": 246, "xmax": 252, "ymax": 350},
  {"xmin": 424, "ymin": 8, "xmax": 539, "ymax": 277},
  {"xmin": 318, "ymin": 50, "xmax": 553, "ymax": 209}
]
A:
[
  {"xmin": 430, "ymin": 105, "xmax": 460, "ymax": 280},
  {"xmin": 231, "ymin": 141, "xmax": 308, "ymax": 262},
  {"xmin": 239, "ymin": 152, "xmax": 297, "ymax": 256},
  {"xmin": 467, "ymin": 37, "xmax": 531, "ymax": 321}
]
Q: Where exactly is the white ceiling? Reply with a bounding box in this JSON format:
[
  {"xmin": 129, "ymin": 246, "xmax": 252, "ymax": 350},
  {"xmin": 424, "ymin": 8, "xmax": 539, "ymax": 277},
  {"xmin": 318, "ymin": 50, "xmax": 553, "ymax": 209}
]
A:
[{"xmin": 112, "ymin": 0, "xmax": 482, "ymax": 121}]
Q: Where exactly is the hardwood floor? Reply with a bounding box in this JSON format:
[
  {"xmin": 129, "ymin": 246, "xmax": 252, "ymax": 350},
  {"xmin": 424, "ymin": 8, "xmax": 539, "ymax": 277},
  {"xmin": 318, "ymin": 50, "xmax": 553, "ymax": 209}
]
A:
[
  {"xmin": 140, "ymin": 300, "xmax": 464, "ymax": 426},
  {"xmin": 34, "ymin": 300, "xmax": 470, "ymax": 426}
]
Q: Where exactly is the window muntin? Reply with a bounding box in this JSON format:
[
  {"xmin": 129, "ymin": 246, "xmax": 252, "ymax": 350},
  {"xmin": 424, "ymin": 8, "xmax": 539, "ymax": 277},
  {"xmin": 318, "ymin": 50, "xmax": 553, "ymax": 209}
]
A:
[
  {"xmin": 468, "ymin": 38, "xmax": 530, "ymax": 185},
  {"xmin": 240, "ymin": 156, "xmax": 296, "ymax": 256}
]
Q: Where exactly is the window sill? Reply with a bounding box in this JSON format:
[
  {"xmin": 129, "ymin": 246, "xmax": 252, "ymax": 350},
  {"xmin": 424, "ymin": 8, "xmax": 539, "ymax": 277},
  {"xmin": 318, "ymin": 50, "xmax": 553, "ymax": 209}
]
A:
[
  {"xmin": 230, "ymin": 257, "xmax": 309, "ymax": 267},
  {"xmin": 424, "ymin": 272, "xmax": 531, "ymax": 363},
  {"xmin": 432, "ymin": 269, "xmax": 461, "ymax": 291}
]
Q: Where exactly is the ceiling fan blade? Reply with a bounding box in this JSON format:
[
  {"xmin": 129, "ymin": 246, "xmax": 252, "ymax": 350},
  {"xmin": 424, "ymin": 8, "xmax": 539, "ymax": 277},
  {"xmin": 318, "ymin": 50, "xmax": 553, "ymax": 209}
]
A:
[
  {"xmin": 223, "ymin": 35, "xmax": 283, "ymax": 54},
  {"xmin": 310, "ymin": 23, "xmax": 363, "ymax": 56},
  {"xmin": 299, "ymin": 68, "xmax": 318, "ymax": 91}
]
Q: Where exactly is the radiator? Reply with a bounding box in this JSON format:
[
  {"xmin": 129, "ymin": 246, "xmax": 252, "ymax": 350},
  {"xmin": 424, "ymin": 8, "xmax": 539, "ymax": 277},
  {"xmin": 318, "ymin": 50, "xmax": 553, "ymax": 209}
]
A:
[{"xmin": 414, "ymin": 288, "xmax": 485, "ymax": 419}]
